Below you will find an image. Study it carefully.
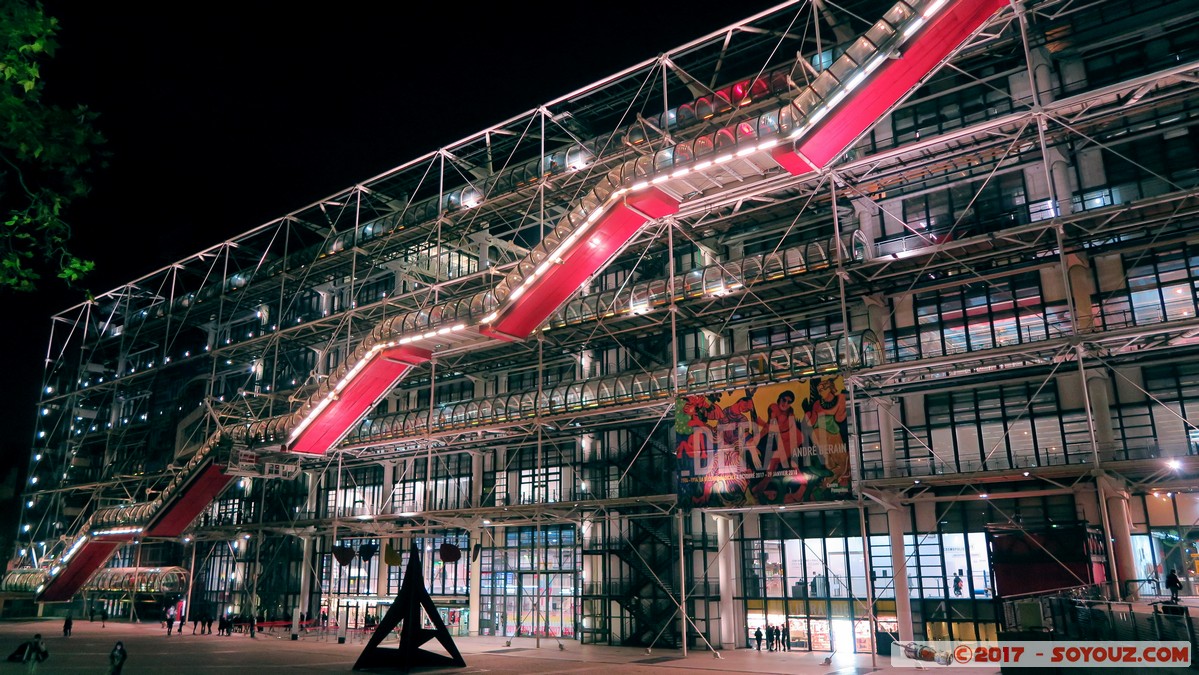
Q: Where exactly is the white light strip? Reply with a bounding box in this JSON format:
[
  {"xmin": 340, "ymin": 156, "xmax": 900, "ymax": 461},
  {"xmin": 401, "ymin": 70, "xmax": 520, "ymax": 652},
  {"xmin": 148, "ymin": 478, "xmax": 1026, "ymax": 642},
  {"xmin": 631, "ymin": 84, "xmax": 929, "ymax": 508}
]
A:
[
  {"xmin": 91, "ymin": 527, "xmax": 143, "ymax": 537},
  {"xmin": 845, "ymin": 71, "xmax": 868, "ymax": 93},
  {"xmin": 59, "ymin": 535, "xmax": 88, "ymax": 564},
  {"xmin": 488, "ymin": 195, "xmax": 620, "ymax": 325},
  {"xmin": 922, "ymin": 0, "xmax": 947, "ymax": 19},
  {"xmin": 825, "ymin": 89, "xmax": 850, "ymax": 110},
  {"xmin": 289, "ymin": 343, "xmax": 388, "ymax": 442}
]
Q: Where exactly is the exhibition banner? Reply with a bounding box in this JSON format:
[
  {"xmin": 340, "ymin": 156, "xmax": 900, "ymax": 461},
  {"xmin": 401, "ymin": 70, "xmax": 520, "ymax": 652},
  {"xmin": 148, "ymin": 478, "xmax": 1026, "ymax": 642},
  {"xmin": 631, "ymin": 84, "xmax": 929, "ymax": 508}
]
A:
[{"xmin": 675, "ymin": 377, "xmax": 852, "ymax": 508}]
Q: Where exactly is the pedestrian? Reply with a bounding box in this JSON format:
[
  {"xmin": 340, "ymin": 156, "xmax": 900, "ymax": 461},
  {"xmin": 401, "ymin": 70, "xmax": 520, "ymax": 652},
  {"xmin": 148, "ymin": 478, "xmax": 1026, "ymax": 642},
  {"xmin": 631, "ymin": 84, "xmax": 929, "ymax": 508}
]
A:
[
  {"xmin": 204, "ymin": 614, "xmax": 213, "ymax": 635},
  {"xmin": 192, "ymin": 613, "xmax": 200, "ymax": 635},
  {"xmin": 782, "ymin": 623, "xmax": 790, "ymax": 651},
  {"xmin": 107, "ymin": 641, "xmax": 127, "ymax": 675},
  {"xmin": 101, "ymin": 607, "xmax": 108, "ymax": 627},
  {"xmin": 953, "ymin": 572, "xmax": 963, "ymax": 597},
  {"xmin": 1167, "ymin": 568, "xmax": 1183, "ymax": 603},
  {"xmin": 165, "ymin": 609, "xmax": 174, "ymax": 636},
  {"xmin": 754, "ymin": 626, "xmax": 763, "ymax": 650},
  {"xmin": 21, "ymin": 633, "xmax": 47, "ymax": 674},
  {"xmin": 766, "ymin": 624, "xmax": 774, "ymax": 651},
  {"xmin": 62, "ymin": 615, "xmax": 72, "ymax": 638}
]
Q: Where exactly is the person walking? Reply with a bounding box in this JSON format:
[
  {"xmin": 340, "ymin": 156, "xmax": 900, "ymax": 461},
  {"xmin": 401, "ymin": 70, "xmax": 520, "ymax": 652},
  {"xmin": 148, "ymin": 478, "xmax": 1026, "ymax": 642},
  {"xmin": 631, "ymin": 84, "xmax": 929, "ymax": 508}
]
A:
[
  {"xmin": 953, "ymin": 573, "xmax": 963, "ymax": 597},
  {"xmin": 782, "ymin": 623, "xmax": 790, "ymax": 651},
  {"xmin": 100, "ymin": 607, "xmax": 108, "ymax": 628},
  {"xmin": 1167, "ymin": 568, "xmax": 1183, "ymax": 603},
  {"xmin": 204, "ymin": 614, "xmax": 213, "ymax": 635},
  {"xmin": 62, "ymin": 615, "xmax": 72, "ymax": 638},
  {"xmin": 192, "ymin": 613, "xmax": 200, "ymax": 635},
  {"xmin": 21, "ymin": 634, "xmax": 47, "ymax": 674},
  {"xmin": 165, "ymin": 606, "xmax": 175, "ymax": 636},
  {"xmin": 754, "ymin": 626, "xmax": 763, "ymax": 651},
  {"xmin": 107, "ymin": 641, "xmax": 127, "ymax": 675}
]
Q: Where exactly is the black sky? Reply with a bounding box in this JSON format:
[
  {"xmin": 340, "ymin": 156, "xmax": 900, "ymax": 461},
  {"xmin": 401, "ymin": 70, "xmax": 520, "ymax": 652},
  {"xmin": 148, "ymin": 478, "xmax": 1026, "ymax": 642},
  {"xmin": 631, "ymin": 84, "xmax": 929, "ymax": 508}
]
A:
[{"xmin": 2, "ymin": 2, "xmax": 781, "ymax": 490}]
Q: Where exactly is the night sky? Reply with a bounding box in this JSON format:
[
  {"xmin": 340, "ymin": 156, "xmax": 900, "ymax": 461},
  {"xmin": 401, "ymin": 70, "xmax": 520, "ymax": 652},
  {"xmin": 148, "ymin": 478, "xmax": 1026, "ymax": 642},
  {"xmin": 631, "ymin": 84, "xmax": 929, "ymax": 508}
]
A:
[{"xmin": 2, "ymin": 3, "xmax": 782, "ymax": 498}]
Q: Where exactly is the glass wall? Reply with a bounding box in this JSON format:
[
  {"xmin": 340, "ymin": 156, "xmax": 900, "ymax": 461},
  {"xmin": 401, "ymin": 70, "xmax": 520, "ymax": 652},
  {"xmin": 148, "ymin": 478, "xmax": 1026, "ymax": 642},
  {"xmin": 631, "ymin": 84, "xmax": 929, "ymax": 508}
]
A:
[
  {"xmin": 479, "ymin": 525, "xmax": 579, "ymax": 638},
  {"xmin": 741, "ymin": 509, "xmax": 875, "ymax": 653}
]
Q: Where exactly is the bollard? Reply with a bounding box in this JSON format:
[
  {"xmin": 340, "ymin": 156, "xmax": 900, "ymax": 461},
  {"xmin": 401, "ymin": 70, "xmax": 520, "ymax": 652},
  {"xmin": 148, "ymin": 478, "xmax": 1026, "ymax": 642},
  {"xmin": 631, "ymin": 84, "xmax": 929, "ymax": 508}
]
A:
[
  {"xmin": 290, "ymin": 607, "xmax": 300, "ymax": 641},
  {"xmin": 337, "ymin": 622, "xmax": 347, "ymax": 645}
]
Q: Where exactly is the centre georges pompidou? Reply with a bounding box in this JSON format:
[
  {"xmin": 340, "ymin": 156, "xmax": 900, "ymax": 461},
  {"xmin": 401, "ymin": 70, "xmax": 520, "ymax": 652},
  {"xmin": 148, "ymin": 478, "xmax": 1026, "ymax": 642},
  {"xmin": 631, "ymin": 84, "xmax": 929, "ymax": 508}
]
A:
[{"xmin": 9, "ymin": 0, "xmax": 1199, "ymax": 654}]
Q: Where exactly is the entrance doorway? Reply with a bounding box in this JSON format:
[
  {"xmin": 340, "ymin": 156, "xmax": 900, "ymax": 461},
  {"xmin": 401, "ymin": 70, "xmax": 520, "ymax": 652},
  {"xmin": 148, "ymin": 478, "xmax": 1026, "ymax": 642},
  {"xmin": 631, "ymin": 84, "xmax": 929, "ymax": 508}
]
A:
[
  {"xmin": 494, "ymin": 573, "xmax": 575, "ymax": 638},
  {"xmin": 831, "ymin": 619, "xmax": 854, "ymax": 654}
]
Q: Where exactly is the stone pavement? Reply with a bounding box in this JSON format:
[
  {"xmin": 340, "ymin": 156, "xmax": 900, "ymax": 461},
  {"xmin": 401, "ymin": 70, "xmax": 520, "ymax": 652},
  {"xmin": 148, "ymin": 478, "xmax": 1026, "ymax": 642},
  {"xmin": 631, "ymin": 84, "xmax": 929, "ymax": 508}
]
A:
[{"xmin": 0, "ymin": 617, "xmax": 997, "ymax": 674}]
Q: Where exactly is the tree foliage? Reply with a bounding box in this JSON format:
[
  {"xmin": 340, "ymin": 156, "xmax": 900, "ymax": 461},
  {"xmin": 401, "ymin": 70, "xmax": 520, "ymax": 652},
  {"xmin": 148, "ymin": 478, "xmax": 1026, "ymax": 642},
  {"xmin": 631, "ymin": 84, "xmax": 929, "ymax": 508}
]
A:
[{"xmin": 0, "ymin": 0, "xmax": 104, "ymax": 292}]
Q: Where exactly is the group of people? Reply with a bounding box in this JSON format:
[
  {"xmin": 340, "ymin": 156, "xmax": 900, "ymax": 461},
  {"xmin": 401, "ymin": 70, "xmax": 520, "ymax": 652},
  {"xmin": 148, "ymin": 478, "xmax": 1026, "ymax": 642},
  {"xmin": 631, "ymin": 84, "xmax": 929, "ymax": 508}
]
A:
[
  {"xmin": 11, "ymin": 634, "xmax": 125, "ymax": 674},
  {"xmin": 752, "ymin": 624, "xmax": 791, "ymax": 651},
  {"xmin": 190, "ymin": 614, "xmax": 216, "ymax": 634},
  {"xmin": 216, "ymin": 614, "xmax": 242, "ymax": 636},
  {"xmin": 162, "ymin": 606, "xmax": 238, "ymax": 635},
  {"xmin": 88, "ymin": 605, "xmax": 110, "ymax": 626}
]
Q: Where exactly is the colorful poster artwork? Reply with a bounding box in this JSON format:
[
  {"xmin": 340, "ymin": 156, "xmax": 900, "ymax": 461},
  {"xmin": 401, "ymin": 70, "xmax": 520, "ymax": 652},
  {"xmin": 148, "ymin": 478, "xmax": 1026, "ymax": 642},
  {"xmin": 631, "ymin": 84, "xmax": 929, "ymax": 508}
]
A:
[{"xmin": 675, "ymin": 377, "xmax": 852, "ymax": 508}]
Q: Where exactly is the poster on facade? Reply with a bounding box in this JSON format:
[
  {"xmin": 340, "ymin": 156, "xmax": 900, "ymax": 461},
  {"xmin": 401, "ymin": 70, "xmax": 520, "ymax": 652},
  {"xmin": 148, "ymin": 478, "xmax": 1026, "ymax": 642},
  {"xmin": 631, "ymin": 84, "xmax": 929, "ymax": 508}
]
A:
[{"xmin": 675, "ymin": 377, "xmax": 852, "ymax": 508}]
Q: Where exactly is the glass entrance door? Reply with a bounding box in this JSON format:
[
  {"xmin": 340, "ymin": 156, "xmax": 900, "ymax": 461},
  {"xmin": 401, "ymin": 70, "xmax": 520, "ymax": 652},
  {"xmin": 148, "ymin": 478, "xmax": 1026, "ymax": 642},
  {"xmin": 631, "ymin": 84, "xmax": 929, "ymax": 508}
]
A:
[{"xmin": 508, "ymin": 573, "xmax": 575, "ymax": 638}]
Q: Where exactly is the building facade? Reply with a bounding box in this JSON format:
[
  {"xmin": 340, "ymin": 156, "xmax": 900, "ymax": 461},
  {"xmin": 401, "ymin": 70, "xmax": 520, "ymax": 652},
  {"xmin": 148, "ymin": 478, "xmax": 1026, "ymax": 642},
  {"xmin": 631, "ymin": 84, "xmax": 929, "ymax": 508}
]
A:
[{"xmin": 8, "ymin": 0, "xmax": 1199, "ymax": 655}]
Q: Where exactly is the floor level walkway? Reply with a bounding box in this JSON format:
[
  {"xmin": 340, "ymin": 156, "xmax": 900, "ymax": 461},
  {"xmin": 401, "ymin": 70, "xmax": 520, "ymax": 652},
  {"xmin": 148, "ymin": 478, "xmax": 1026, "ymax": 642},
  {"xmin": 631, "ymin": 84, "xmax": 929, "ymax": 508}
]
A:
[{"xmin": 0, "ymin": 616, "xmax": 996, "ymax": 674}]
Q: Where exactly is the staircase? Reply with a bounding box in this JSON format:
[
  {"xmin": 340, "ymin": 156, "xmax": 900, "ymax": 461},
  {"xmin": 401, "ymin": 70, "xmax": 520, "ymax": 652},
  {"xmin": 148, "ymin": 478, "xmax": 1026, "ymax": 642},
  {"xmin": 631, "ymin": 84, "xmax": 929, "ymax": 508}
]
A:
[{"xmin": 609, "ymin": 518, "xmax": 680, "ymax": 648}]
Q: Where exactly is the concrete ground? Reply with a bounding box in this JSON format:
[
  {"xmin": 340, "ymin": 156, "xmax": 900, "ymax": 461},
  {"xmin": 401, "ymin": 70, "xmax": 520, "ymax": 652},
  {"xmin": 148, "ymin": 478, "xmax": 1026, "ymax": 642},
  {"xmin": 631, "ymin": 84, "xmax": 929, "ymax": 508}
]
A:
[{"xmin": 0, "ymin": 617, "xmax": 997, "ymax": 674}]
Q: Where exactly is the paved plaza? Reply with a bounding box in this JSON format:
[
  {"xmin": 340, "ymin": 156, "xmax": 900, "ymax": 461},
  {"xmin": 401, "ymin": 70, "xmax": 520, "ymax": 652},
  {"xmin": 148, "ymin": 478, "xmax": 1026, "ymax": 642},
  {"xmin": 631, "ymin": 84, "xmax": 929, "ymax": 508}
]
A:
[{"xmin": 0, "ymin": 617, "xmax": 994, "ymax": 674}]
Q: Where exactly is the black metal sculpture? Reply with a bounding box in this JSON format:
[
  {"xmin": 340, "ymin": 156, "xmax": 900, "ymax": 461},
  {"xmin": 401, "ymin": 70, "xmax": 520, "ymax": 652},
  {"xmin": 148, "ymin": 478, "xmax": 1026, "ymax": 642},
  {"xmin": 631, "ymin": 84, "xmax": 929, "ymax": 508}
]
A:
[{"xmin": 353, "ymin": 543, "xmax": 466, "ymax": 672}]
